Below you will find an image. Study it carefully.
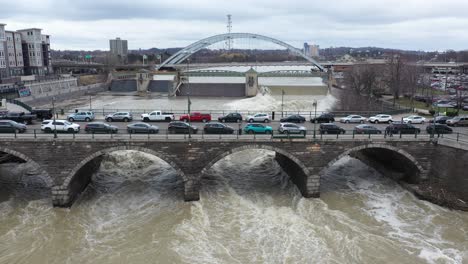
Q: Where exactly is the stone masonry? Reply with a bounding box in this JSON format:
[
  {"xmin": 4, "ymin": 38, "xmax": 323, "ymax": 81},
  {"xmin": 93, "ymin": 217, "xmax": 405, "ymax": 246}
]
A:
[{"xmin": 0, "ymin": 138, "xmax": 444, "ymax": 207}]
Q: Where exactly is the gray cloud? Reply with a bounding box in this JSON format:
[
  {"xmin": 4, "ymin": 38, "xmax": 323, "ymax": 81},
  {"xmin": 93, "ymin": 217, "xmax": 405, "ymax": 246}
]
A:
[{"xmin": 1, "ymin": 0, "xmax": 467, "ymax": 51}]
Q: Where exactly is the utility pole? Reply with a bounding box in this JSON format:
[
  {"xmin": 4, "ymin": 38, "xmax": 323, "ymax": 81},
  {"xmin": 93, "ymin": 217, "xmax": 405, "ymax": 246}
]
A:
[
  {"xmin": 187, "ymin": 58, "xmax": 192, "ymax": 139},
  {"xmin": 226, "ymin": 14, "xmax": 233, "ymax": 50},
  {"xmin": 281, "ymin": 89, "xmax": 285, "ymax": 117},
  {"xmin": 52, "ymin": 96, "xmax": 57, "ymax": 139}
]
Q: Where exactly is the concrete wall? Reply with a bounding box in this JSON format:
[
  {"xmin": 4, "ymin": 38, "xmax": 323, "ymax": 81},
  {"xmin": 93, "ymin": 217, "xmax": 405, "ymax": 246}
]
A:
[
  {"xmin": 18, "ymin": 83, "xmax": 106, "ymax": 107},
  {"xmin": 178, "ymin": 83, "xmax": 245, "ymax": 97},
  {"xmin": 110, "ymin": 79, "xmax": 137, "ymax": 92},
  {"xmin": 148, "ymin": 80, "xmax": 172, "ymax": 93}
]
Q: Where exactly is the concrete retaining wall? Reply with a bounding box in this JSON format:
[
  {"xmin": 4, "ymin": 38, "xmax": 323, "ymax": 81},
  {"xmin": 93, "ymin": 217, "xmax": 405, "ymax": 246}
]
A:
[
  {"xmin": 18, "ymin": 83, "xmax": 106, "ymax": 107},
  {"xmin": 178, "ymin": 83, "xmax": 245, "ymax": 97},
  {"xmin": 110, "ymin": 80, "xmax": 137, "ymax": 92}
]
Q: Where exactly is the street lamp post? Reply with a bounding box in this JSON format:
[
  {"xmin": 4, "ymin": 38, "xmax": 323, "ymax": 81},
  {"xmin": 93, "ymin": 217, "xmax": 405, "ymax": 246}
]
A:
[
  {"xmin": 89, "ymin": 94, "xmax": 92, "ymax": 111},
  {"xmin": 281, "ymin": 89, "xmax": 285, "ymax": 117},
  {"xmin": 52, "ymin": 96, "xmax": 57, "ymax": 139},
  {"xmin": 187, "ymin": 58, "xmax": 191, "ymax": 139},
  {"xmin": 313, "ymin": 99, "xmax": 318, "ymax": 139}
]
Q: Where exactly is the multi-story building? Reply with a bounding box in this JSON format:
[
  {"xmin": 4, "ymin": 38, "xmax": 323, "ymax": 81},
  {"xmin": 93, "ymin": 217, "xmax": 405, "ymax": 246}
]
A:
[
  {"xmin": 5, "ymin": 31, "xmax": 24, "ymax": 76},
  {"xmin": 110, "ymin": 37, "xmax": 128, "ymax": 63},
  {"xmin": 0, "ymin": 23, "xmax": 52, "ymax": 81},
  {"xmin": 310, "ymin": 44, "xmax": 320, "ymax": 57},
  {"xmin": 303, "ymin": 42, "xmax": 320, "ymax": 58},
  {"xmin": 0, "ymin": 24, "xmax": 7, "ymax": 80},
  {"xmin": 17, "ymin": 28, "xmax": 47, "ymax": 75}
]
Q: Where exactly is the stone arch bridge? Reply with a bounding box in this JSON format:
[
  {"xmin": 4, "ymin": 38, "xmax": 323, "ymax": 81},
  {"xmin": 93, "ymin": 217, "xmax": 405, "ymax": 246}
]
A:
[{"xmin": 1, "ymin": 137, "xmax": 454, "ymax": 208}]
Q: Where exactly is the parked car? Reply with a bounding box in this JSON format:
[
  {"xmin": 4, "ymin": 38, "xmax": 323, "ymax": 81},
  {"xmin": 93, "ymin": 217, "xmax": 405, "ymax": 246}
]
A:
[
  {"xmin": 0, "ymin": 120, "xmax": 27, "ymax": 133},
  {"xmin": 141, "ymin": 111, "xmax": 175, "ymax": 122},
  {"xmin": 85, "ymin": 122, "xmax": 118, "ymax": 133},
  {"xmin": 168, "ymin": 121, "xmax": 198, "ymax": 134},
  {"xmin": 368, "ymin": 114, "xmax": 393, "ymax": 124},
  {"xmin": 426, "ymin": 124, "xmax": 453, "ymax": 134},
  {"xmin": 339, "ymin": 115, "xmax": 367, "ymax": 124},
  {"xmin": 127, "ymin": 123, "xmax": 159, "ymax": 134},
  {"xmin": 243, "ymin": 123, "xmax": 272, "ymax": 134},
  {"xmin": 179, "ymin": 112, "xmax": 211, "ymax": 123},
  {"xmin": 310, "ymin": 113, "xmax": 335, "ymax": 123},
  {"xmin": 278, "ymin": 123, "xmax": 306, "ymax": 135},
  {"xmin": 319, "ymin": 123, "xmax": 346, "ymax": 134},
  {"xmin": 218, "ymin": 113, "xmax": 243, "ymax": 123},
  {"xmin": 402, "ymin": 115, "xmax": 426, "ymax": 124},
  {"xmin": 463, "ymin": 105, "xmax": 468, "ymax": 111},
  {"xmin": 41, "ymin": 120, "xmax": 80, "ymax": 133},
  {"xmin": 354, "ymin": 124, "xmax": 382, "ymax": 134},
  {"xmin": 31, "ymin": 109, "xmax": 53, "ymax": 121},
  {"xmin": 385, "ymin": 122, "xmax": 421, "ymax": 135},
  {"xmin": 246, "ymin": 113, "xmax": 270, "ymax": 123},
  {"xmin": 105, "ymin": 112, "xmax": 133, "ymax": 122},
  {"xmin": 280, "ymin": 114, "xmax": 306, "ymax": 123},
  {"xmin": 446, "ymin": 116, "xmax": 468, "ymax": 127},
  {"xmin": 203, "ymin": 122, "xmax": 235, "ymax": 134},
  {"xmin": 0, "ymin": 111, "xmax": 36, "ymax": 124},
  {"xmin": 67, "ymin": 111, "xmax": 95, "ymax": 122},
  {"xmin": 429, "ymin": 116, "xmax": 450, "ymax": 124}
]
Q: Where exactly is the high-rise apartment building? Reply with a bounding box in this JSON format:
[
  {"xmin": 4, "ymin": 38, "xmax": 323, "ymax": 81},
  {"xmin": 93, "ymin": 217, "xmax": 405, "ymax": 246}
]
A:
[
  {"xmin": 110, "ymin": 37, "xmax": 128, "ymax": 63},
  {"xmin": 0, "ymin": 24, "xmax": 7, "ymax": 80},
  {"xmin": 303, "ymin": 42, "xmax": 320, "ymax": 58},
  {"xmin": 310, "ymin": 44, "xmax": 320, "ymax": 57},
  {"xmin": 0, "ymin": 23, "xmax": 52, "ymax": 81}
]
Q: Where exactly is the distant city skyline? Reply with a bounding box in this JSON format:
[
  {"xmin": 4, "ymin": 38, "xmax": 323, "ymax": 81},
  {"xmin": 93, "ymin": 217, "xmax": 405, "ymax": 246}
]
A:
[{"xmin": 1, "ymin": 0, "xmax": 468, "ymax": 51}]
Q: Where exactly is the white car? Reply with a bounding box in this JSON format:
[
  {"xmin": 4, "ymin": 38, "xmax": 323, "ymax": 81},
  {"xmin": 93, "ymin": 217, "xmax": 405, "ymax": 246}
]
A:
[
  {"xmin": 141, "ymin": 111, "xmax": 175, "ymax": 122},
  {"xmin": 339, "ymin": 115, "xmax": 367, "ymax": 123},
  {"xmin": 368, "ymin": 114, "xmax": 393, "ymax": 124},
  {"xmin": 246, "ymin": 113, "xmax": 270, "ymax": 123},
  {"xmin": 41, "ymin": 119, "xmax": 80, "ymax": 133},
  {"xmin": 403, "ymin": 115, "xmax": 426, "ymax": 124}
]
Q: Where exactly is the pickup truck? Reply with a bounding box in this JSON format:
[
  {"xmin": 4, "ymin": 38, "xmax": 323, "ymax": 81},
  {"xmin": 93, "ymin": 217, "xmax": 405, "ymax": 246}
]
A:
[
  {"xmin": 141, "ymin": 111, "xmax": 175, "ymax": 122},
  {"xmin": 0, "ymin": 111, "xmax": 37, "ymax": 124},
  {"xmin": 179, "ymin": 112, "xmax": 211, "ymax": 122}
]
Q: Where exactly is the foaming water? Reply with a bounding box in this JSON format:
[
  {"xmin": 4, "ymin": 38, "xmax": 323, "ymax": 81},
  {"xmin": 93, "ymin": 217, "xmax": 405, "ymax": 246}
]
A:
[{"xmin": 0, "ymin": 151, "xmax": 467, "ymax": 263}]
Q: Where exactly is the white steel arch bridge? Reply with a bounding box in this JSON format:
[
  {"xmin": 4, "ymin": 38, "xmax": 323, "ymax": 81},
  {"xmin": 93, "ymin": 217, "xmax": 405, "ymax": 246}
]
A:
[{"xmin": 158, "ymin": 33, "xmax": 325, "ymax": 71}]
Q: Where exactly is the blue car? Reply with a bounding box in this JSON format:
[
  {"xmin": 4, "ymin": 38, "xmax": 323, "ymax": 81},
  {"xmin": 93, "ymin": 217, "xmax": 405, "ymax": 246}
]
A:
[
  {"xmin": 243, "ymin": 124, "xmax": 273, "ymax": 134},
  {"xmin": 67, "ymin": 111, "xmax": 95, "ymax": 122}
]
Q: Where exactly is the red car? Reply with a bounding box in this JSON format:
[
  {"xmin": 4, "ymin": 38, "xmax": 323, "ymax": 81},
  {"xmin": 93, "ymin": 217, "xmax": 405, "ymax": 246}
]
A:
[{"xmin": 179, "ymin": 112, "xmax": 211, "ymax": 122}]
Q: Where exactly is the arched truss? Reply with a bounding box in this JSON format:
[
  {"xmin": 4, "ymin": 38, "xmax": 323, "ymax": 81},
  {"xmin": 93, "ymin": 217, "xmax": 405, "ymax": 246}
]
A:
[{"xmin": 159, "ymin": 33, "xmax": 325, "ymax": 71}]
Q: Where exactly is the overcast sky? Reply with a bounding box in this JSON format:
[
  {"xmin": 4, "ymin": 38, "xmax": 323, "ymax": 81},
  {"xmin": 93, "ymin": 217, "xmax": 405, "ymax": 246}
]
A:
[{"xmin": 1, "ymin": 0, "xmax": 467, "ymax": 51}]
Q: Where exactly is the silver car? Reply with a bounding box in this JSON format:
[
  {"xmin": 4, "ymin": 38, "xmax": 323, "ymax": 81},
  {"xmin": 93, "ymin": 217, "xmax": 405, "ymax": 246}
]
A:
[
  {"xmin": 339, "ymin": 115, "xmax": 367, "ymax": 123},
  {"xmin": 105, "ymin": 112, "xmax": 133, "ymax": 122},
  {"xmin": 278, "ymin": 123, "xmax": 307, "ymax": 135},
  {"xmin": 246, "ymin": 113, "xmax": 270, "ymax": 123}
]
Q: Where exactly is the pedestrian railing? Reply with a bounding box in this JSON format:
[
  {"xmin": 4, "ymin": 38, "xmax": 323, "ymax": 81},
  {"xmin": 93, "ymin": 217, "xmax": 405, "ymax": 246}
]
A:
[
  {"xmin": 1, "ymin": 128, "xmax": 465, "ymax": 143},
  {"xmin": 59, "ymin": 108, "xmax": 412, "ymax": 121}
]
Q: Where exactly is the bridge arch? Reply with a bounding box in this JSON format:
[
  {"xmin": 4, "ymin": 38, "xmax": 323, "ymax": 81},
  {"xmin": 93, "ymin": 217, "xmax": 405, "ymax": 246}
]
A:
[
  {"xmin": 322, "ymin": 143, "xmax": 426, "ymax": 183},
  {"xmin": 201, "ymin": 144, "xmax": 316, "ymax": 197},
  {"xmin": 159, "ymin": 33, "xmax": 325, "ymax": 71},
  {"xmin": 58, "ymin": 146, "xmax": 188, "ymax": 207},
  {"xmin": 0, "ymin": 146, "xmax": 53, "ymax": 187}
]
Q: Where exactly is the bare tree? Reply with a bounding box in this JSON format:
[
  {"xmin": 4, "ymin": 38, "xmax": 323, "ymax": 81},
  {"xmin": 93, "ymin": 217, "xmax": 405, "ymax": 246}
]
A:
[{"xmin": 337, "ymin": 64, "xmax": 383, "ymax": 111}]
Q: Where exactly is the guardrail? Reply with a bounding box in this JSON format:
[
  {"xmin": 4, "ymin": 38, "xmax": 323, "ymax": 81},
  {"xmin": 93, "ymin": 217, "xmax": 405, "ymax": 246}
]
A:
[
  {"xmin": 61, "ymin": 109, "xmax": 412, "ymax": 120},
  {"xmin": 0, "ymin": 128, "xmax": 465, "ymax": 142}
]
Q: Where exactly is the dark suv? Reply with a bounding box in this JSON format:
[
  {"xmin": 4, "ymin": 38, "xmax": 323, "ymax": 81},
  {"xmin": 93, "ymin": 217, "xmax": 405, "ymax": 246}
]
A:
[
  {"xmin": 385, "ymin": 122, "xmax": 420, "ymax": 135},
  {"xmin": 218, "ymin": 113, "xmax": 243, "ymax": 123},
  {"xmin": 311, "ymin": 113, "xmax": 335, "ymax": 123},
  {"xmin": 168, "ymin": 121, "xmax": 198, "ymax": 134},
  {"xmin": 319, "ymin": 123, "xmax": 345, "ymax": 134}
]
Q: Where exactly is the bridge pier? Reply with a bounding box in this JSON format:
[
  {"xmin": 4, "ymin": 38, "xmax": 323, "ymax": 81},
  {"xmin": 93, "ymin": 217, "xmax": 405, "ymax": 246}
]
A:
[
  {"xmin": 275, "ymin": 153, "xmax": 320, "ymax": 198},
  {"xmin": 184, "ymin": 178, "xmax": 201, "ymax": 202}
]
